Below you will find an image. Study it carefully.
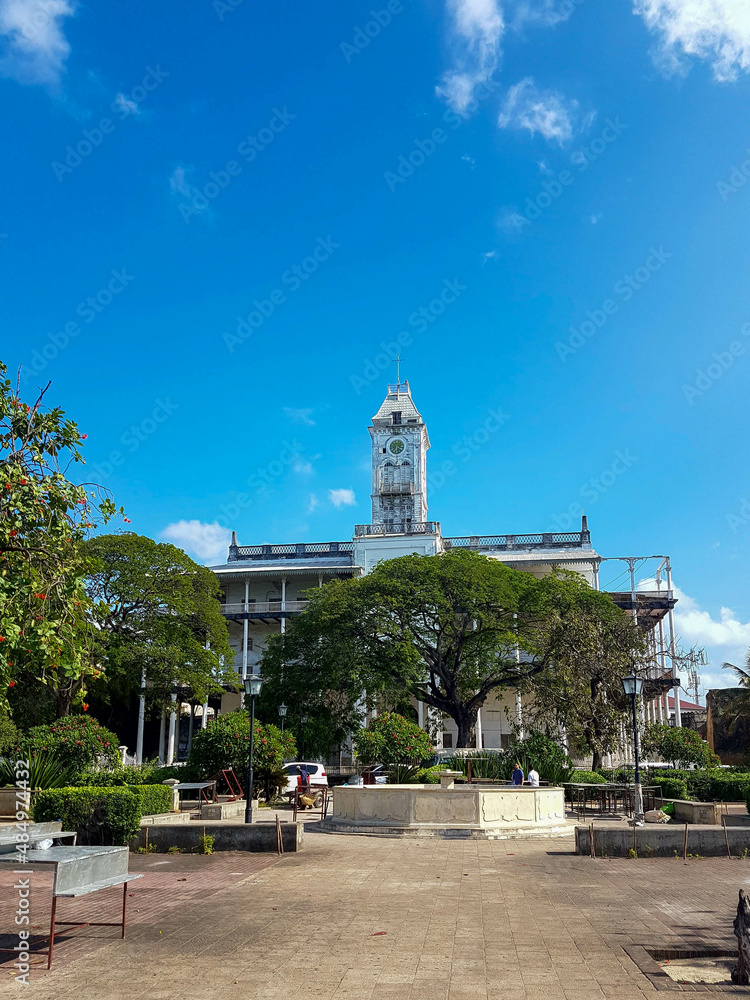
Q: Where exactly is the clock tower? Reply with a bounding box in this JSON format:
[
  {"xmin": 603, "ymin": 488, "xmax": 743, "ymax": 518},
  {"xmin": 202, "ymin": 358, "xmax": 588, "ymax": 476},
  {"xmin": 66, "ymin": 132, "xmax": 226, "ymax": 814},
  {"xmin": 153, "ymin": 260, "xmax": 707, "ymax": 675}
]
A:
[{"xmin": 369, "ymin": 380, "xmax": 430, "ymax": 531}]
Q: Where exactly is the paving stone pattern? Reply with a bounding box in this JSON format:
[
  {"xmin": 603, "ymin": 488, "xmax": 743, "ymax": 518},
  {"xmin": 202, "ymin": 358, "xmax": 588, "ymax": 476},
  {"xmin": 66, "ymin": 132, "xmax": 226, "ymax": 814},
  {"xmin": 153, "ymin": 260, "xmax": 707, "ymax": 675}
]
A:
[{"xmin": 1, "ymin": 830, "xmax": 748, "ymax": 999}]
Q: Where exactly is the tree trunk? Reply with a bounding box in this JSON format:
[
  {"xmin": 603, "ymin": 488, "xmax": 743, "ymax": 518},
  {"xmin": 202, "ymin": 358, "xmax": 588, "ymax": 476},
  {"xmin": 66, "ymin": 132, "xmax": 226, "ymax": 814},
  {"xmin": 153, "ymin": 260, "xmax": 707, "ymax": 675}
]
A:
[
  {"xmin": 733, "ymin": 889, "xmax": 750, "ymax": 984},
  {"xmin": 591, "ymin": 750, "xmax": 602, "ymax": 771},
  {"xmin": 455, "ymin": 711, "xmax": 476, "ymax": 748},
  {"xmin": 55, "ymin": 689, "xmax": 73, "ymax": 717}
]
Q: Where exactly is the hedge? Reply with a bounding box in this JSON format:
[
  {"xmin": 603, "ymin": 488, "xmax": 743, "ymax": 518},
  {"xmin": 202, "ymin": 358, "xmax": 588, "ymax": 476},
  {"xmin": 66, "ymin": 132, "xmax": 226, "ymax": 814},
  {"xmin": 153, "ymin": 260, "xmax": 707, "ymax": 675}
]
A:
[
  {"xmin": 651, "ymin": 775, "xmax": 689, "ymax": 801},
  {"xmin": 570, "ymin": 770, "xmax": 606, "ymax": 785},
  {"xmin": 34, "ymin": 787, "xmax": 141, "ymax": 846},
  {"xmin": 129, "ymin": 784, "xmax": 173, "ymax": 816}
]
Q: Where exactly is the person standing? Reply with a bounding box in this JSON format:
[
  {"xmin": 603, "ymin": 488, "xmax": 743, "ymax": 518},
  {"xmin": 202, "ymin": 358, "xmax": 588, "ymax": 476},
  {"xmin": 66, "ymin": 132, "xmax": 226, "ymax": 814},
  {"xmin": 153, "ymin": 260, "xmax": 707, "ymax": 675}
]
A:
[
  {"xmin": 511, "ymin": 762, "xmax": 524, "ymax": 786},
  {"xmin": 527, "ymin": 766, "xmax": 540, "ymax": 787}
]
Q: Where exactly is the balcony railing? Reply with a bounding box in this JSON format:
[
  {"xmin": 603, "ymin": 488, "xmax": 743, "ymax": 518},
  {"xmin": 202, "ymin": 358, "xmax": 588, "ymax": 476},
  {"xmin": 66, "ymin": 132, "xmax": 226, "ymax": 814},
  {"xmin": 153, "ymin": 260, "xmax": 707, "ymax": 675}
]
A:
[
  {"xmin": 443, "ymin": 530, "xmax": 591, "ymax": 551},
  {"xmin": 378, "ymin": 482, "xmax": 415, "ymax": 495},
  {"xmin": 228, "ymin": 541, "xmax": 354, "ymax": 562},
  {"xmin": 354, "ymin": 522, "xmax": 440, "ymax": 537},
  {"xmin": 220, "ymin": 600, "xmax": 310, "ymax": 616}
]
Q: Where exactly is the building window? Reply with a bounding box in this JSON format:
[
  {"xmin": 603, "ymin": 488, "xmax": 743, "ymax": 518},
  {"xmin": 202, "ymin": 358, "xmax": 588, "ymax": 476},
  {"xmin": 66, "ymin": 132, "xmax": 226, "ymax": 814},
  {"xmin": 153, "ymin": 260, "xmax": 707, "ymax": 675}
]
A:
[
  {"xmin": 443, "ymin": 733, "xmax": 453, "ymax": 748},
  {"xmin": 392, "ymin": 411, "xmax": 402, "ymax": 425}
]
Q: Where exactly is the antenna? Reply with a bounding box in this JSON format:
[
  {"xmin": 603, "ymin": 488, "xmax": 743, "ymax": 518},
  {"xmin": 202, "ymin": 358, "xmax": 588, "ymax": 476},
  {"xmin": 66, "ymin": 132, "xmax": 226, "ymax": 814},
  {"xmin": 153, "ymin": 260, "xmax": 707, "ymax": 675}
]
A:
[{"xmin": 395, "ymin": 354, "xmax": 404, "ymax": 386}]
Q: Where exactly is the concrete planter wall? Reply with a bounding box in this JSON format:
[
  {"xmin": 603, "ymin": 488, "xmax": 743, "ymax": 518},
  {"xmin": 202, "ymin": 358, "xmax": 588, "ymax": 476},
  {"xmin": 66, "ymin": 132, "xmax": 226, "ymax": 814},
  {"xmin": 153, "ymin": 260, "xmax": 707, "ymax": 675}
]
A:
[
  {"xmin": 132, "ymin": 821, "xmax": 303, "ymax": 853},
  {"xmin": 576, "ymin": 823, "xmax": 750, "ymax": 857},
  {"xmin": 321, "ymin": 784, "xmax": 567, "ymax": 839},
  {"xmin": 0, "ymin": 787, "xmax": 38, "ymax": 819}
]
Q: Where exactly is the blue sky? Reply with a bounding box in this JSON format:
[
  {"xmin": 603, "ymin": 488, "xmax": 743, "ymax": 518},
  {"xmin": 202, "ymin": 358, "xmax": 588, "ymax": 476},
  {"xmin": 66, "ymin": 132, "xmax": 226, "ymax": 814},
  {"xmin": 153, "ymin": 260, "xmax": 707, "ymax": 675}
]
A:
[{"xmin": 3, "ymin": 0, "xmax": 750, "ymax": 693}]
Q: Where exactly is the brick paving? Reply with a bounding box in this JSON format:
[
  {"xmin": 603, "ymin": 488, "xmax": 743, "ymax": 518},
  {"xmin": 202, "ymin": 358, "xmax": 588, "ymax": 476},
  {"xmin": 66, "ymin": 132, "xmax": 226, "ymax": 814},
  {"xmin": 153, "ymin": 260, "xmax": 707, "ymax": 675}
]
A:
[{"xmin": 1, "ymin": 828, "xmax": 749, "ymax": 999}]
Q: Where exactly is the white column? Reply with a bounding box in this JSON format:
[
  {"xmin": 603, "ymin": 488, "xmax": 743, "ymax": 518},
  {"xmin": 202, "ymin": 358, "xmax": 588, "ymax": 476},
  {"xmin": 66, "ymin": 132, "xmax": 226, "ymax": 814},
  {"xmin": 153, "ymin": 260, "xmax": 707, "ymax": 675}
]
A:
[
  {"xmin": 280, "ymin": 576, "xmax": 287, "ymax": 635},
  {"xmin": 136, "ymin": 667, "xmax": 146, "ymax": 765},
  {"xmin": 158, "ymin": 708, "xmax": 166, "ymax": 765},
  {"xmin": 417, "ymin": 700, "xmax": 425, "ymax": 728},
  {"xmin": 241, "ymin": 580, "xmax": 249, "ymax": 680},
  {"xmin": 167, "ymin": 689, "xmax": 178, "ymax": 765},
  {"xmin": 187, "ymin": 704, "xmax": 195, "ymax": 755},
  {"xmin": 318, "ymin": 574, "xmax": 323, "ymax": 588},
  {"xmin": 665, "ymin": 559, "xmax": 682, "ymax": 727},
  {"xmin": 202, "ymin": 638, "xmax": 210, "ymax": 729},
  {"xmin": 593, "ymin": 561, "xmax": 600, "ymax": 591},
  {"xmin": 475, "ymin": 708, "xmax": 483, "ymax": 749}
]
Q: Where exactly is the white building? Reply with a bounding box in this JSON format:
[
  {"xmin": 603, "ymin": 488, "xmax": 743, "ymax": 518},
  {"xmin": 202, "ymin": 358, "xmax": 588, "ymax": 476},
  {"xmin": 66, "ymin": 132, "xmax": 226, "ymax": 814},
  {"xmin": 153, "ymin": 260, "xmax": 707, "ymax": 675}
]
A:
[{"xmin": 210, "ymin": 381, "xmax": 680, "ymax": 752}]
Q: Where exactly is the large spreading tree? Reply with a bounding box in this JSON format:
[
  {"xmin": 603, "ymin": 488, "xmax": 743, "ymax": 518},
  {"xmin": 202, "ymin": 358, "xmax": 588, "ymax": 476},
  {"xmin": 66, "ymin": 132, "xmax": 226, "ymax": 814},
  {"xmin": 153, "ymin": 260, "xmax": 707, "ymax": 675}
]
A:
[
  {"xmin": 83, "ymin": 532, "xmax": 236, "ymax": 721},
  {"xmin": 261, "ymin": 549, "xmax": 641, "ymax": 748},
  {"xmin": 520, "ymin": 576, "xmax": 645, "ymax": 769},
  {"xmin": 0, "ymin": 365, "xmax": 124, "ymax": 715}
]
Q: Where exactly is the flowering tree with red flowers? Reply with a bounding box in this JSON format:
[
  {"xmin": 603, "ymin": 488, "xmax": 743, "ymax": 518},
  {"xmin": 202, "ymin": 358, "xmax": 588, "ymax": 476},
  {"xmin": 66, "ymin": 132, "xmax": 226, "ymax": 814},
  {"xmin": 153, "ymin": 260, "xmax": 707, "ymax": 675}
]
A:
[{"xmin": 0, "ymin": 363, "xmax": 125, "ymax": 715}]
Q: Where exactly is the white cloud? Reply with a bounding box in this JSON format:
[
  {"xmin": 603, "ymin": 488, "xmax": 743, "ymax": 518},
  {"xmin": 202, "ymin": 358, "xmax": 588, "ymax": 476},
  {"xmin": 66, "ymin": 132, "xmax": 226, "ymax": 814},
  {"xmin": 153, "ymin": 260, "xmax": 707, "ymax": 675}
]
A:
[
  {"xmin": 283, "ymin": 407, "xmax": 315, "ymax": 426},
  {"xmin": 497, "ymin": 77, "xmax": 593, "ymax": 145},
  {"xmin": 294, "ymin": 460, "xmax": 314, "ymax": 475},
  {"xmin": 481, "ymin": 249, "xmax": 499, "ymax": 263},
  {"xmin": 638, "ymin": 578, "xmax": 750, "ymax": 695},
  {"xmin": 461, "ymin": 153, "xmax": 476, "ymax": 167},
  {"xmin": 590, "ymin": 212, "xmax": 603, "ymax": 224},
  {"xmin": 328, "ymin": 488, "xmax": 356, "ymax": 508},
  {"xmin": 169, "ymin": 166, "xmax": 193, "ymax": 197},
  {"xmin": 510, "ymin": 0, "xmax": 578, "ymax": 28},
  {"xmin": 306, "ymin": 493, "xmax": 320, "ymax": 513},
  {"xmin": 437, "ymin": 0, "xmax": 504, "ymax": 115},
  {"xmin": 0, "ymin": 0, "xmax": 75, "ymax": 87},
  {"xmin": 634, "ymin": 0, "xmax": 750, "ymax": 81},
  {"xmin": 537, "ymin": 158, "xmax": 554, "ymax": 175},
  {"xmin": 161, "ymin": 520, "xmax": 231, "ymax": 564},
  {"xmin": 113, "ymin": 92, "xmax": 139, "ymax": 117}
]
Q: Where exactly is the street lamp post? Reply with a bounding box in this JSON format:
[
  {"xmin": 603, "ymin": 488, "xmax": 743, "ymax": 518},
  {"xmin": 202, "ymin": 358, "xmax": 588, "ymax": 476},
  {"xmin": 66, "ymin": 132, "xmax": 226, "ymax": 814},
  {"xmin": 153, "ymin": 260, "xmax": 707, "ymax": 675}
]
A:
[
  {"xmin": 300, "ymin": 713, "xmax": 308, "ymax": 760},
  {"xmin": 244, "ymin": 674, "xmax": 263, "ymax": 824},
  {"xmin": 621, "ymin": 673, "xmax": 645, "ymax": 827},
  {"xmin": 278, "ymin": 703, "xmax": 287, "ymax": 733}
]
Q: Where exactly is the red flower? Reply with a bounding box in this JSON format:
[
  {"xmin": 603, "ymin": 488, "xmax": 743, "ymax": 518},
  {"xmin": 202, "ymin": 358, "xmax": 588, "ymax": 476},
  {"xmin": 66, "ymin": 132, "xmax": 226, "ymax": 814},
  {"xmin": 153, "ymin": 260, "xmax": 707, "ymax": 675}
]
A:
[
  {"xmin": 123, "ymin": 517, "xmax": 131, "ymax": 524},
  {"xmin": 0, "ymin": 637, "xmax": 5, "ymax": 642},
  {"xmin": 8, "ymin": 680, "xmax": 15, "ymax": 688},
  {"xmin": 82, "ymin": 703, "xmax": 89, "ymax": 711},
  {"xmin": 81, "ymin": 434, "xmax": 88, "ymax": 440}
]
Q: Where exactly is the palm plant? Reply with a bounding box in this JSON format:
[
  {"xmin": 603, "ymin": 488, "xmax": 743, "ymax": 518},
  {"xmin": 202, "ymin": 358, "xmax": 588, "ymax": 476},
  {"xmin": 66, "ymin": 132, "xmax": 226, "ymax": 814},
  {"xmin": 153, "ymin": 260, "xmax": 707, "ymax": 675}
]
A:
[
  {"xmin": 0, "ymin": 753, "xmax": 78, "ymax": 789},
  {"xmin": 722, "ymin": 656, "xmax": 750, "ymax": 731}
]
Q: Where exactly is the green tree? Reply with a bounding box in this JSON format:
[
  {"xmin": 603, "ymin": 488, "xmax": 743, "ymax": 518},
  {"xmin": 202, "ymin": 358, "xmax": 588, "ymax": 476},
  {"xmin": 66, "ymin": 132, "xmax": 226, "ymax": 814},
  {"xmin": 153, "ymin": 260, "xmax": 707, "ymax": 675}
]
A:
[
  {"xmin": 642, "ymin": 722, "xmax": 720, "ymax": 769},
  {"xmin": 352, "ymin": 712, "xmax": 433, "ymax": 765},
  {"xmin": 521, "ymin": 576, "xmax": 645, "ymax": 769},
  {"xmin": 262, "ymin": 550, "xmax": 621, "ymax": 747},
  {"xmin": 188, "ymin": 710, "xmax": 296, "ymax": 799},
  {"xmin": 0, "ymin": 364, "xmax": 124, "ymax": 714},
  {"xmin": 83, "ymin": 533, "xmax": 235, "ymax": 716}
]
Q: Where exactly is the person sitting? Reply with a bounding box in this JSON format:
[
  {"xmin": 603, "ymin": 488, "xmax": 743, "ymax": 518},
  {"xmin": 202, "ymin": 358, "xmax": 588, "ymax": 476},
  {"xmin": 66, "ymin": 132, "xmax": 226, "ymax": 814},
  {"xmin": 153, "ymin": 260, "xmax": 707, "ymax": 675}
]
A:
[
  {"xmin": 511, "ymin": 762, "xmax": 524, "ymax": 786},
  {"xmin": 527, "ymin": 767, "xmax": 540, "ymax": 787}
]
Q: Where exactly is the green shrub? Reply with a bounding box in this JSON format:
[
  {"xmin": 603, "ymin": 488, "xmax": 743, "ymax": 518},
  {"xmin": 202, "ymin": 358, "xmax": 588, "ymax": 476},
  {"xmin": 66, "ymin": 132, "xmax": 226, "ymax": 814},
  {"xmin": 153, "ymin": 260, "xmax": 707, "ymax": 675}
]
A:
[
  {"xmin": 642, "ymin": 723, "xmax": 720, "ymax": 769},
  {"xmin": 416, "ymin": 765, "xmax": 452, "ymax": 784},
  {"xmin": 353, "ymin": 713, "xmax": 433, "ymax": 765},
  {"xmin": 33, "ymin": 787, "xmax": 141, "ymax": 845},
  {"xmin": 652, "ymin": 775, "xmax": 689, "ymax": 800},
  {"xmin": 689, "ymin": 772, "xmax": 750, "ymax": 803},
  {"xmin": 0, "ymin": 713, "xmax": 19, "ymax": 756},
  {"xmin": 19, "ymin": 716, "xmax": 121, "ymax": 776},
  {"xmin": 189, "ymin": 711, "xmax": 295, "ymax": 799},
  {"xmin": 570, "ymin": 770, "xmax": 606, "ymax": 784},
  {"xmin": 129, "ymin": 784, "xmax": 173, "ymax": 816}
]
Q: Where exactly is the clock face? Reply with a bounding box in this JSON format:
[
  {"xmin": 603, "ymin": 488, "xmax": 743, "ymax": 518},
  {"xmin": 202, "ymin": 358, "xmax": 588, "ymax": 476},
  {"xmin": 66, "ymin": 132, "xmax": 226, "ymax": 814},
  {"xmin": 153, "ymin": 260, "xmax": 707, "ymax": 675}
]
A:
[{"xmin": 389, "ymin": 439, "xmax": 405, "ymax": 455}]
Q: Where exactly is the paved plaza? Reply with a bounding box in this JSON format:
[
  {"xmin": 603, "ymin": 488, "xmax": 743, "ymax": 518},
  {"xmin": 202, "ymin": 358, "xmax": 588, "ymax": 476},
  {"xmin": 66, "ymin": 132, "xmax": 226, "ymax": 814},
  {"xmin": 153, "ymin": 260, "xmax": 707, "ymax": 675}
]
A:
[{"xmin": 1, "ymin": 824, "xmax": 749, "ymax": 999}]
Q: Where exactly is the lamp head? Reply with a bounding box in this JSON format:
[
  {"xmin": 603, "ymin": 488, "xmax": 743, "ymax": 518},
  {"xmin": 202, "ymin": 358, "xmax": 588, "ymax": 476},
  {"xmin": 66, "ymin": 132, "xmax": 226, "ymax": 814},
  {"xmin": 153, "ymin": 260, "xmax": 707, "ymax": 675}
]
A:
[
  {"xmin": 300, "ymin": 714, "xmax": 309, "ymax": 725},
  {"xmin": 244, "ymin": 675, "xmax": 263, "ymax": 698},
  {"xmin": 278, "ymin": 703, "xmax": 288, "ymax": 718},
  {"xmin": 621, "ymin": 674, "xmax": 643, "ymax": 697}
]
